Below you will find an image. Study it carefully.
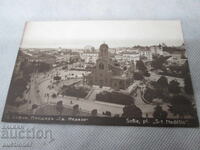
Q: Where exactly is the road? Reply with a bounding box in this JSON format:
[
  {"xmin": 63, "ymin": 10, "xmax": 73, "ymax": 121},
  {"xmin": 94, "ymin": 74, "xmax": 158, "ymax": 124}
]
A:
[
  {"xmin": 22, "ymin": 68, "xmax": 123, "ymax": 116},
  {"xmin": 17, "ymin": 74, "xmax": 43, "ymax": 113}
]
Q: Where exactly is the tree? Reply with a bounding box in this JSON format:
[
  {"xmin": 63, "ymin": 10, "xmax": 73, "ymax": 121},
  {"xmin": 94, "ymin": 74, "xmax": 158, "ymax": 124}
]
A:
[
  {"xmin": 143, "ymin": 70, "xmax": 150, "ymax": 77},
  {"xmin": 56, "ymin": 101, "xmax": 64, "ymax": 115},
  {"xmin": 32, "ymin": 104, "xmax": 38, "ymax": 110},
  {"xmin": 103, "ymin": 111, "xmax": 111, "ymax": 117},
  {"xmin": 182, "ymin": 60, "xmax": 194, "ymax": 95},
  {"xmin": 184, "ymin": 73, "xmax": 194, "ymax": 95},
  {"xmin": 136, "ymin": 60, "xmax": 147, "ymax": 72},
  {"xmin": 190, "ymin": 104, "xmax": 198, "ymax": 119},
  {"xmin": 91, "ymin": 109, "xmax": 98, "ymax": 116},
  {"xmin": 38, "ymin": 62, "xmax": 51, "ymax": 72},
  {"xmin": 122, "ymin": 104, "xmax": 142, "ymax": 118},
  {"xmin": 151, "ymin": 55, "xmax": 170, "ymax": 70},
  {"xmin": 51, "ymin": 93, "xmax": 57, "ymax": 98},
  {"xmin": 144, "ymin": 87, "xmax": 155, "ymax": 103},
  {"xmin": 133, "ymin": 72, "xmax": 144, "ymax": 80},
  {"xmin": 123, "ymin": 66, "xmax": 127, "ymax": 71},
  {"xmin": 96, "ymin": 91, "xmax": 134, "ymax": 105},
  {"xmin": 168, "ymin": 80, "xmax": 180, "ymax": 94},
  {"xmin": 54, "ymin": 76, "xmax": 61, "ymax": 81},
  {"xmin": 168, "ymin": 95, "xmax": 195, "ymax": 119},
  {"xmin": 73, "ymin": 104, "xmax": 79, "ymax": 116},
  {"xmin": 62, "ymin": 86, "xmax": 89, "ymax": 98},
  {"xmin": 157, "ymin": 76, "xmax": 168, "ymax": 88},
  {"xmin": 183, "ymin": 60, "xmax": 189, "ymax": 75},
  {"xmin": 153, "ymin": 105, "xmax": 168, "ymax": 119}
]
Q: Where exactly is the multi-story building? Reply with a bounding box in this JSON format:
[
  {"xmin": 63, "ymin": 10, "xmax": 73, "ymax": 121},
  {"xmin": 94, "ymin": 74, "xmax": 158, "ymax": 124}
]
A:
[
  {"xmin": 150, "ymin": 45, "xmax": 163, "ymax": 56},
  {"xmin": 80, "ymin": 51, "xmax": 98, "ymax": 63},
  {"xmin": 119, "ymin": 51, "xmax": 140, "ymax": 63},
  {"xmin": 139, "ymin": 47, "xmax": 152, "ymax": 61}
]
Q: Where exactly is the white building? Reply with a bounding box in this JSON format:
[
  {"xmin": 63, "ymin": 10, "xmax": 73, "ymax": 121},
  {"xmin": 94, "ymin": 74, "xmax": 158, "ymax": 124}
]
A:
[
  {"xmin": 80, "ymin": 51, "xmax": 98, "ymax": 63},
  {"xmin": 139, "ymin": 47, "xmax": 152, "ymax": 61},
  {"xmin": 150, "ymin": 45, "xmax": 163, "ymax": 56},
  {"xmin": 115, "ymin": 51, "xmax": 140, "ymax": 63}
]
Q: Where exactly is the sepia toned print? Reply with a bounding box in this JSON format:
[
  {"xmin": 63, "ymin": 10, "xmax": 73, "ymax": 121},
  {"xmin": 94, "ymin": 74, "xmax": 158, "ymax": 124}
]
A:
[{"xmin": 2, "ymin": 21, "xmax": 199, "ymax": 127}]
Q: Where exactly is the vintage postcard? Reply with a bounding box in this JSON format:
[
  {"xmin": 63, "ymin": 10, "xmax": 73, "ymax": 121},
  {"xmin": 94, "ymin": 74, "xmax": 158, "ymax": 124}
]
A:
[{"xmin": 2, "ymin": 20, "xmax": 199, "ymax": 127}]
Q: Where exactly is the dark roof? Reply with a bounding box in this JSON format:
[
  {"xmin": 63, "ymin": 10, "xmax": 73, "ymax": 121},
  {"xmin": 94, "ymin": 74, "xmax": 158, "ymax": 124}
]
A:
[{"xmin": 100, "ymin": 43, "xmax": 109, "ymax": 49}]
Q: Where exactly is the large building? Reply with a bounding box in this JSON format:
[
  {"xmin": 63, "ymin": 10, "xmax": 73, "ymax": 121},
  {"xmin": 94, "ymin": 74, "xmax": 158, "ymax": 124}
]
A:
[
  {"xmin": 115, "ymin": 51, "xmax": 140, "ymax": 63},
  {"xmin": 80, "ymin": 51, "xmax": 98, "ymax": 63},
  {"xmin": 139, "ymin": 47, "xmax": 153, "ymax": 61},
  {"xmin": 138, "ymin": 45, "xmax": 164, "ymax": 61},
  {"xmin": 150, "ymin": 45, "xmax": 163, "ymax": 56},
  {"xmin": 86, "ymin": 43, "xmax": 134, "ymax": 90}
]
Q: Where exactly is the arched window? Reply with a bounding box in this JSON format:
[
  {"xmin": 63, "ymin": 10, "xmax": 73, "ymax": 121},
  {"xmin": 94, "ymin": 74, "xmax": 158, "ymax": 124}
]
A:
[{"xmin": 99, "ymin": 63, "xmax": 104, "ymax": 70}]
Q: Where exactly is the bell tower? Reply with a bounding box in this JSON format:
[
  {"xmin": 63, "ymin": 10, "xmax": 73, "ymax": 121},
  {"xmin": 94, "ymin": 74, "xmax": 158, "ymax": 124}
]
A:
[{"xmin": 99, "ymin": 43, "xmax": 109, "ymax": 60}]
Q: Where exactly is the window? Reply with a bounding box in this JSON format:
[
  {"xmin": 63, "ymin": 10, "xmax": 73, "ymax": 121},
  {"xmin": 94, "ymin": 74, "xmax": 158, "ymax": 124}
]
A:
[
  {"xmin": 99, "ymin": 63, "xmax": 104, "ymax": 70},
  {"xmin": 114, "ymin": 83, "xmax": 117, "ymax": 87}
]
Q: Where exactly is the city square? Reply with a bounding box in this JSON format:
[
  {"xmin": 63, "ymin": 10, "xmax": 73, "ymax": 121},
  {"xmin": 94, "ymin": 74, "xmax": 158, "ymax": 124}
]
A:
[
  {"xmin": 3, "ymin": 42, "xmax": 197, "ymax": 120},
  {"xmin": 2, "ymin": 21, "xmax": 198, "ymax": 127}
]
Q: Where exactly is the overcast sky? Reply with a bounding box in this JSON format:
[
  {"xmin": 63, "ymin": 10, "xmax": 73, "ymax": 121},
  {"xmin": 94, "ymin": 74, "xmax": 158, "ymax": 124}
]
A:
[{"xmin": 20, "ymin": 20, "xmax": 184, "ymax": 49}]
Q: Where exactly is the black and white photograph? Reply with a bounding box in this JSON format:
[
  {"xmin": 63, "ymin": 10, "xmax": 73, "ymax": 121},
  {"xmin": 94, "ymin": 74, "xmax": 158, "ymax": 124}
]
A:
[{"xmin": 2, "ymin": 20, "xmax": 199, "ymax": 127}]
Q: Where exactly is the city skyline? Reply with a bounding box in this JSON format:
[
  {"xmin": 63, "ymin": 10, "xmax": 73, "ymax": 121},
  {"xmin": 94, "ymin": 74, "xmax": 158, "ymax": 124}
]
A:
[{"xmin": 20, "ymin": 20, "xmax": 184, "ymax": 49}]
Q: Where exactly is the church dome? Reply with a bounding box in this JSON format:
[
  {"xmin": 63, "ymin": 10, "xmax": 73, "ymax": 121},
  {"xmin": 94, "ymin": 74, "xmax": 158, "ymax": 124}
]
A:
[
  {"xmin": 100, "ymin": 43, "xmax": 109, "ymax": 49},
  {"xmin": 99, "ymin": 43, "xmax": 109, "ymax": 59}
]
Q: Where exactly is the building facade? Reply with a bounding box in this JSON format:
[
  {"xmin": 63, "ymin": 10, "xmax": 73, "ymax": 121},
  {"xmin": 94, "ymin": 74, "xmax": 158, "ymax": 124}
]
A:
[
  {"xmin": 80, "ymin": 51, "xmax": 98, "ymax": 63},
  {"xmin": 150, "ymin": 45, "xmax": 163, "ymax": 56},
  {"xmin": 139, "ymin": 47, "xmax": 153, "ymax": 61}
]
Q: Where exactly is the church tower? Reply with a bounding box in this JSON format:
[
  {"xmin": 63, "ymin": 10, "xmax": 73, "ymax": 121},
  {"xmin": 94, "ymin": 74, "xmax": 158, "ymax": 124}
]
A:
[
  {"xmin": 91, "ymin": 43, "xmax": 112, "ymax": 87},
  {"xmin": 86, "ymin": 43, "xmax": 132, "ymax": 90},
  {"xmin": 99, "ymin": 43, "xmax": 109, "ymax": 60}
]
